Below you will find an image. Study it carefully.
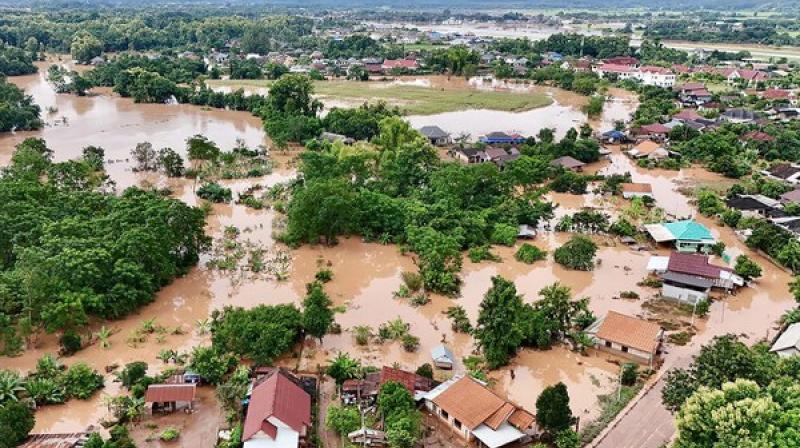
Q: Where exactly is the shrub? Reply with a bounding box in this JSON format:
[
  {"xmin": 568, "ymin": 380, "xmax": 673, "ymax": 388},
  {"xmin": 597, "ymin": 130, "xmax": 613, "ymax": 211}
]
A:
[
  {"xmin": 410, "ymin": 293, "xmax": 430, "ymax": 307},
  {"xmin": 621, "ymin": 363, "xmax": 638, "ymax": 386},
  {"xmin": 62, "ymin": 363, "xmax": 104, "ymax": 399},
  {"xmin": 554, "ymin": 236, "xmax": 597, "ymax": 271},
  {"xmin": 415, "ymin": 363, "xmax": 433, "ymax": 379},
  {"xmin": 326, "ymin": 405, "xmax": 360, "ymax": 436},
  {"xmin": 490, "ymin": 223, "xmax": 517, "ymax": 246},
  {"xmin": 515, "ymin": 243, "xmax": 546, "ymax": 264},
  {"xmin": 619, "ymin": 290, "xmax": 639, "ymax": 300},
  {"xmin": 197, "ymin": 182, "xmax": 232, "ymax": 203},
  {"xmin": 353, "ymin": 325, "xmax": 371, "ymax": 346},
  {"xmin": 159, "ymin": 427, "xmax": 180, "ymax": 441},
  {"xmin": 401, "ymin": 334, "xmax": 420, "ymax": 352},
  {"xmin": 609, "ymin": 218, "xmax": 637, "ymax": 237},
  {"xmin": 59, "ymin": 331, "xmax": 82, "ymax": 355},
  {"xmin": 400, "ymin": 271, "xmax": 423, "ymax": 293},
  {"xmin": 468, "ymin": 245, "xmax": 501, "ymax": 263},
  {"xmin": 445, "ymin": 306, "xmax": 472, "ymax": 333},
  {"xmin": 710, "ymin": 241, "xmax": 726, "ymax": 256},
  {"xmin": 315, "ymin": 269, "xmax": 333, "ymax": 283}
]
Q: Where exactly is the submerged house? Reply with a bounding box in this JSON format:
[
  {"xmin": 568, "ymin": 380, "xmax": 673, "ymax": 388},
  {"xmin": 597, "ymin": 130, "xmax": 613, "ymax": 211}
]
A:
[
  {"xmin": 550, "ymin": 156, "xmax": 585, "ymax": 172},
  {"xmin": 628, "ymin": 140, "xmax": 669, "ymax": 160},
  {"xmin": 144, "ymin": 383, "xmax": 196, "ymax": 413},
  {"xmin": 242, "ymin": 370, "xmax": 311, "ymax": 448},
  {"xmin": 421, "ymin": 376, "xmax": 537, "ymax": 448},
  {"xmin": 431, "ymin": 345, "xmax": 455, "ymax": 369},
  {"xmin": 643, "ymin": 220, "xmax": 716, "ymax": 253},
  {"xmin": 586, "ymin": 311, "xmax": 664, "ymax": 367},
  {"xmin": 647, "ymin": 252, "xmax": 744, "ymax": 303}
]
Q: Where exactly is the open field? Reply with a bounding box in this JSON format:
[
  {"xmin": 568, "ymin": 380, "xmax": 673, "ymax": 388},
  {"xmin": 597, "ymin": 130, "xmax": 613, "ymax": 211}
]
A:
[
  {"xmin": 206, "ymin": 78, "xmax": 554, "ymax": 115},
  {"xmin": 662, "ymin": 40, "xmax": 800, "ymax": 61}
]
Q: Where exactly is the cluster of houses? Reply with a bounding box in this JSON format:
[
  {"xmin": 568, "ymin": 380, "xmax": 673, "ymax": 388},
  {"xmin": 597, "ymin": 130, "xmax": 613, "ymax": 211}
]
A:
[{"xmin": 595, "ymin": 56, "xmax": 677, "ymax": 88}]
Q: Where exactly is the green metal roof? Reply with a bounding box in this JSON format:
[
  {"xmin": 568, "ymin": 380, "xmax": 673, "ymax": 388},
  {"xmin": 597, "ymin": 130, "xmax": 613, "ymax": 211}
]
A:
[{"xmin": 662, "ymin": 220, "xmax": 713, "ymax": 241}]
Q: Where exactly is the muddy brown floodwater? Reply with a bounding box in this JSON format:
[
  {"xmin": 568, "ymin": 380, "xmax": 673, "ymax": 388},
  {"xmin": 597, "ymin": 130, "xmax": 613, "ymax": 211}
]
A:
[{"xmin": 0, "ymin": 61, "xmax": 796, "ymax": 441}]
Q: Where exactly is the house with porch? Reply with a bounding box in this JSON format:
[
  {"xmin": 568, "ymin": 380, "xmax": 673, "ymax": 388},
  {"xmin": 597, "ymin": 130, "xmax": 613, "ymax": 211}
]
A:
[
  {"xmin": 586, "ymin": 311, "xmax": 664, "ymax": 367},
  {"xmin": 144, "ymin": 383, "xmax": 196, "ymax": 413},
  {"xmin": 643, "ymin": 220, "xmax": 716, "ymax": 253},
  {"xmin": 421, "ymin": 376, "xmax": 537, "ymax": 448}
]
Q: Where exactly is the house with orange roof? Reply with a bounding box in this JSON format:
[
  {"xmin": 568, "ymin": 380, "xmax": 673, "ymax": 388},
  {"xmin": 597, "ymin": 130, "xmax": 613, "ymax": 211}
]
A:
[
  {"xmin": 628, "ymin": 140, "xmax": 669, "ymax": 160},
  {"xmin": 586, "ymin": 311, "xmax": 664, "ymax": 367},
  {"xmin": 421, "ymin": 376, "xmax": 537, "ymax": 448}
]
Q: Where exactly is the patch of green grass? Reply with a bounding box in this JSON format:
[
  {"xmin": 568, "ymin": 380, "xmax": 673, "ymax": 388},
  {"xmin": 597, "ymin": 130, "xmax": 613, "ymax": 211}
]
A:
[
  {"xmin": 579, "ymin": 383, "xmax": 644, "ymax": 445},
  {"xmin": 206, "ymin": 79, "xmax": 553, "ymax": 115}
]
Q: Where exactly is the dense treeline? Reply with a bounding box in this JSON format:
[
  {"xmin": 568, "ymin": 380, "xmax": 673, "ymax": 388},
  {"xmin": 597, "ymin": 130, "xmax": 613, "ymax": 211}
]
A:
[
  {"xmin": 645, "ymin": 19, "xmax": 800, "ymax": 46},
  {"xmin": 0, "ymin": 77, "xmax": 42, "ymax": 132},
  {"xmin": 489, "ymin": 34, "xmax": 632, "ymax": 60},
  {"xmin": 278, "ymin": 117, "xmax": 578, "ymax": 295},
  {"xmin": 0, "ymin": 138, "xmax": 209, "ymax": 356},
  {"xmin": 0, "ymin": 45, "xmax": 38, "ymax": 76}
]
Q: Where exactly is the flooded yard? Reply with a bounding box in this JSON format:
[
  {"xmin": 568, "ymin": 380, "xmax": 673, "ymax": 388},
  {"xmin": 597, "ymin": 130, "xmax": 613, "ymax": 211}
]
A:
[{"xmin": 1, "ymin": 61, "xmax": 796, "ymax": 441}]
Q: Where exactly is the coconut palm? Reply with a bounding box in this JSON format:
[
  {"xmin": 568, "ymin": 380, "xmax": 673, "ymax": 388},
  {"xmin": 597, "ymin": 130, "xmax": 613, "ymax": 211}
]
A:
[
  {"xmin": 326, "ymin": 352, "xmax": 362, "ymax": 386},
  {"xmin": 0, "ymin": 370, "xmax": 26, "ymax": 403}
]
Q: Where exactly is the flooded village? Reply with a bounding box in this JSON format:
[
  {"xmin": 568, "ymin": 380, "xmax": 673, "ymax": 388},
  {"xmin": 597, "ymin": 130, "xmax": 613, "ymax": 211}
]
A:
[{"xmin": 2, "ymin": 4, "xmax": 800, "ymax": 448}]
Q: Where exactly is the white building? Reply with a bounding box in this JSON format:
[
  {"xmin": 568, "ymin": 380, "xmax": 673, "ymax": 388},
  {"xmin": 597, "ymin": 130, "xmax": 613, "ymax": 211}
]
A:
[{"xmin": 771, "ymin": 323, "xmax": 800, "ymax": 358}]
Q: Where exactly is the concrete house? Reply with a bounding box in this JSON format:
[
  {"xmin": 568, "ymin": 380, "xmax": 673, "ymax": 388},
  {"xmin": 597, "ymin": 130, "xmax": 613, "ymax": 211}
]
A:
[
  {"xmin": 586, "ymin": 311, "xmax": 664, "ymax": 367},
  {"xmin": 770, "ymin": 323, "xmax": 800, "ymax": 358},
  {"xmin": 242, "ymin": 370, "xmax": 311, "ymax": 448},
  {"xmin": 452, "ymin": 147, "xmax": 489, "ymax": 164},
  {"xmin": 628, "ymin": 140, "xmax": 668, "ymax": 160},
  {"xmin": 479, "ymin": 132, "xmax": 525, "ymax": 146},
  {"xmin": 725, "ymin": 195, "xmax": 782, "ymax": 218},
  {"xmin": 421, "ymin": 376, "xmax": 537, "ymax": 448},
  {"xmin": 644, "ymin": 220, "xmax": 716, "ymax": 253},
  {"xmin": 647, "ymin": 252, "xmax": 744, "ymax": 303}
]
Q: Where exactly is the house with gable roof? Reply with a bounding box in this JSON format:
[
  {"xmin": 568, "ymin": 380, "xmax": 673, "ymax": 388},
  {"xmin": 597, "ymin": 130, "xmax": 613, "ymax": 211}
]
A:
[
  {"xmin": 421, "ymin": 375, "xmax": 537, "ymax": 448},
  {"xmin": 242, "ymin": 370, "xmax": 312, "ymax": 448},
  {"xmin": 643, "ymin": 220, "xmax": 716, "ymax": 253}
]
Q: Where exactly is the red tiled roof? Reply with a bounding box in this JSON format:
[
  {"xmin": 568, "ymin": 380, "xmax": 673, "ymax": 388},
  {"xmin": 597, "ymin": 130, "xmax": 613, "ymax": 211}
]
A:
[
  {"xmin": 639, "ymin": 65, "xmax": 672, "ymax": 74},
  {"xmin": 761, "ymin": 89, "xmax": 791, "ymax": 100},
  {"xmin": 597, "ymin": 63, "xmax": 633, "ymax": 73},
  {"xmin": 667, "ymin": 252, "xmax": 729, "ymax": 279},
  {"xmin": 742, "ymin": 131, "xmax": 775, "ymax": 142},
  {"xmin": 639, "ymin": 123, "xmax": 671, "ymax": 134},
  {"xmin": 144, "ymin": 384, "xmax": 196, "ymax": 403},
  {"xmin": 243, "ymin": 371, "xmax": 311, "ymax": 441},
  {"xmin": 604, "ymin": 56, "xmax": 639, "ymax": 65},
  {"xmin": 380, "ymin": 367, "xmax": 417, "ymax": 394},
  {"xmin": 382, "ymin": 59, "xmax": 419, "ymax": 69},
  {"xmin": 673, "ymin": 109, "xmax": 702, "ymax": 121}
]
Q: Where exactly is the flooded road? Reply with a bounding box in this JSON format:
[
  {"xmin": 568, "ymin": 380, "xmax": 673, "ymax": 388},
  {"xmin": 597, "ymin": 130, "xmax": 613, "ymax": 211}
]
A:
[{"xmin": 0, "ymin": 61, "xmax": 795, "ymax": 438}]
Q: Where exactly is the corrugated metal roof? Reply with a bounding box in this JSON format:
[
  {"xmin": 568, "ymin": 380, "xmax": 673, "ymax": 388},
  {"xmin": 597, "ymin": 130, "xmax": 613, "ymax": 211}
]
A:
[
  {"xmin": 771, "ymin": 323, "xmax": 800, "ymax": 352},
  {"xmin": 18, "ymin": 434, "xmax": 88, "ymax": 448},
  {"xmin": 660, "ymin": 271, "xmax": 714, "ymax": 289},
  {"xmin": 144, "ymin": 384, "xmax": 196, "ymax": 403}
]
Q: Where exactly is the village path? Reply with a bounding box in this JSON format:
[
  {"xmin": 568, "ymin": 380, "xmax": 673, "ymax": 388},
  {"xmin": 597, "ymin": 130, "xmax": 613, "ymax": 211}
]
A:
[{"xmin": 589, "ymin": 347, "xmax": 695, "ymax": 448}]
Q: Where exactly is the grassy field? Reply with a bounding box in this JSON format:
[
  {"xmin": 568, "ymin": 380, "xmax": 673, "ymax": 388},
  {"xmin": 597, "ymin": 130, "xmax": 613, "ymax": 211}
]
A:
[
  {"xmin": 662, "ymin": 40, "xmax": 800, "ymax": 61},
  {"xmin": 207, "ymin": 79, "xmax": 553, "ymax": 115}
]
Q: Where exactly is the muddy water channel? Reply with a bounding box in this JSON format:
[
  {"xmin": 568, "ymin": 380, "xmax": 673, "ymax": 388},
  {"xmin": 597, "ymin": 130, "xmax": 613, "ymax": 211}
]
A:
[{"xmin": 0, "ymin": 64, "xmax": 796, "ymax": 437}]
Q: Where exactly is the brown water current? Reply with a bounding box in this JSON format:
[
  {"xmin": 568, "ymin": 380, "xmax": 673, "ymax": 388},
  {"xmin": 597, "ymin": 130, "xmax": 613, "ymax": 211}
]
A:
[{"xmin": 0, "ymin": 63, "xmax": 796, "ymax": 438}]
